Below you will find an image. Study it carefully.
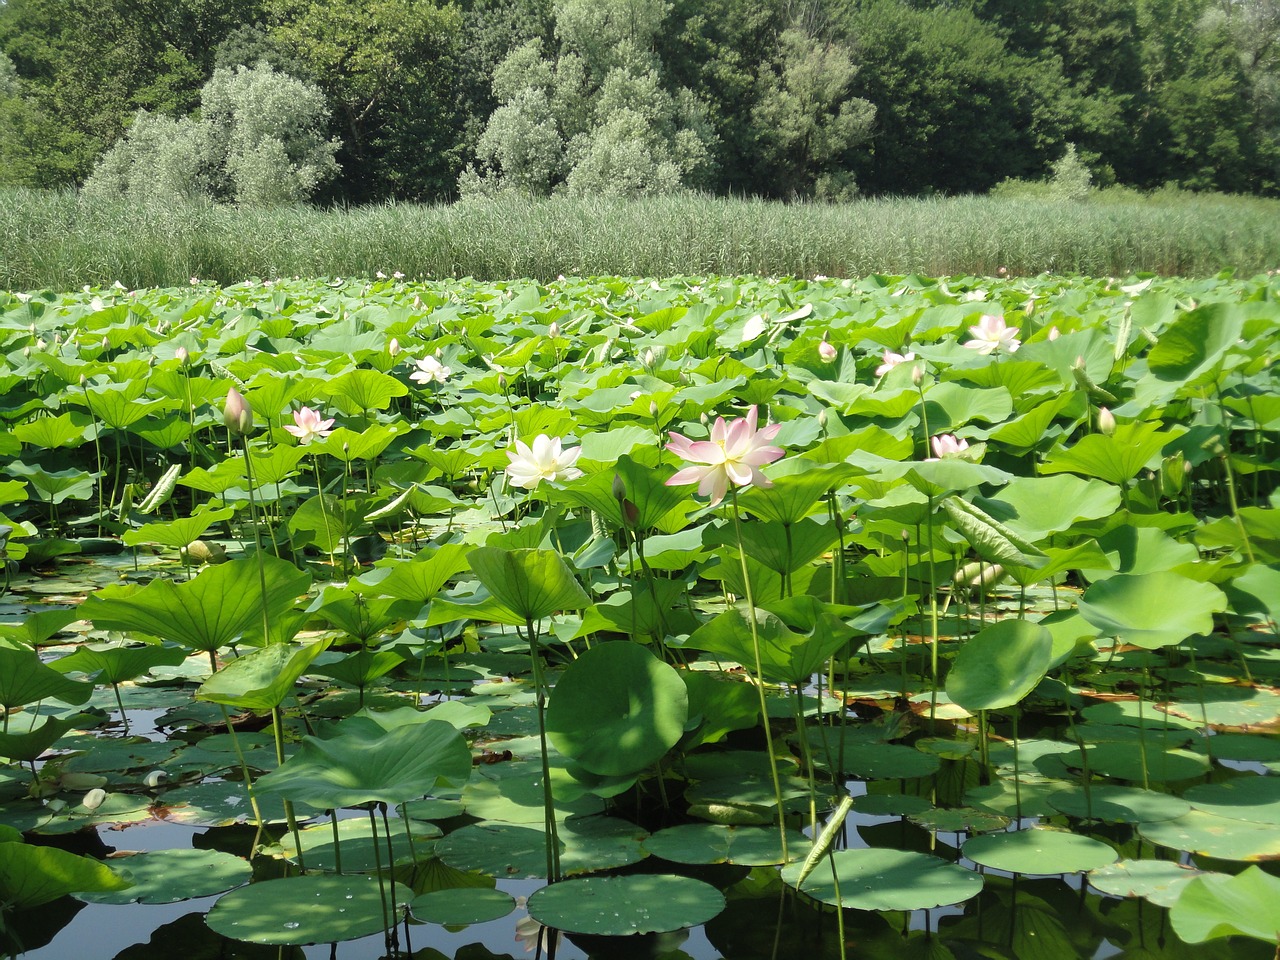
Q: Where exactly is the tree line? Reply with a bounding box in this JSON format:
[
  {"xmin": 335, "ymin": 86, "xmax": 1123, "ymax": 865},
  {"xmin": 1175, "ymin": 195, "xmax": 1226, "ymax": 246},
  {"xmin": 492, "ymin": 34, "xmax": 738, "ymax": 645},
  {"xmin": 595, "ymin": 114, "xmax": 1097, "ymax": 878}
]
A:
[{"xmin": 1, "ymin": 0, "xmax": 1276, "ymax": 204}]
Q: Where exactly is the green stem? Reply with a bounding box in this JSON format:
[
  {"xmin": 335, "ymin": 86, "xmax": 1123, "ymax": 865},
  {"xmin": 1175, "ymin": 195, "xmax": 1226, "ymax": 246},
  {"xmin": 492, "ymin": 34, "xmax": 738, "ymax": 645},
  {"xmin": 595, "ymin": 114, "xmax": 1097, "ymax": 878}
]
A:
[
  {"xmin": 729, "ymin": 487, "xmax": 789, "ymax": 861},
  {"xmin": 272, "ymin": 705, "xmax": 306, "ymax": 871},
  {"xmin": 526, "ymin": 617, "xmax": 562, "ymax": 882}
]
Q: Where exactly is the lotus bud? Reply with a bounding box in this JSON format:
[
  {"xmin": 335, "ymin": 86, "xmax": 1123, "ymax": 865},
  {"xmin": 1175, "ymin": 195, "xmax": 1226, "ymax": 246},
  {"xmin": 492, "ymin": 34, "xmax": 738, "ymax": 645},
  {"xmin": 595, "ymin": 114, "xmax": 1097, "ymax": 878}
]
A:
[
  {"xmin": 53, "ymin": 333, "xmax": 62, "ymax": 346},
  {"xmin": 1098, "ymin": 407, "xmax": 1116, "ymax": 436},
  {"xmin": 612, "ymin": 474, "xmax": 627, "ymax": 502},
  {"xmin": 549, "ymin": 321, "xmax": 560, "ymax": 339},
  {"xmin": 818, "ymin": 409, "xmax": 828, "ymax": 429},
  {"xmin": 102, "ymin": 337, "xmax": 110, "ymax": 350},
  {"xmin": 82, "ymin": 788, "xmax": 107, "ymax": 811},
  {"xmin": 223, "ymin": 387, "xmax": 253, "ymax": 435},
  {"xmin": 643, "ymin": 348, "xmax": 655, "ymax": 368},
  {"xmin": 174, "ymin": 346, "xmax": 189, "ymax": 366},
  {"xmin": 498, "ymin": 374, "xmax": 508, "ymax": 391},
  {"xmin": 818, "ymin": 334, "xmax": 837, "ymax": 362},
  {"xmin": 1046, "ymin": 325, "xmax": 1060, "ymax": 340},
  {"xmin": 388, "ymin": 337, "xmax": 400, "ymax": 357},
  {"xmin": 22, "ymin": 347, "xmax": 29, "ymax": 358},
  {"xmin": 912, "ymin": 365, "xmax": 923, "ymax": 386},
  {"xmin": 434, "ymin": 347, "xmax": 443, "ymax": 359},
  {"xmin": 35, "ymin": 337, "xmax": 46, "ymax": 350},
  {"xmin": 901, "ymin": 530, "xmax": 910, "ymax": 542},
  {"xmin": 79, "ymin": 374, "xmax": 87, "ymax": 388}
]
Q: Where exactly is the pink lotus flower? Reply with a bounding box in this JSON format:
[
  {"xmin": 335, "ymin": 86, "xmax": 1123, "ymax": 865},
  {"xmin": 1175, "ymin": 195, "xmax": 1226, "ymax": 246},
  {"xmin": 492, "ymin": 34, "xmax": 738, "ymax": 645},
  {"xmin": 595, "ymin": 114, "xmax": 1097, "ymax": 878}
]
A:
[
  {"xmin": 963, "ymin": 314, "xmax": 1020, "ymax": 355},
  {"xmin": 665, "ymin": 406, "xmax": 785, "ymax": 507},
  {"xmin": 875, "ymin": 348, "xmax": 917, "ymax": 377},
  {"xmin": 927, "ymin": 434, "xmax": 970, "ymax": 461},
  {"xmin": 818, "ymin": 334, "xmax": 837, "ymax": 362},
  {"xmin": 506, "ymin": 435, "xmax": 583, "ymax": 490},
  {"xmin": 284, "ymin": 406, "xmax": 335, "ymax": 445}
]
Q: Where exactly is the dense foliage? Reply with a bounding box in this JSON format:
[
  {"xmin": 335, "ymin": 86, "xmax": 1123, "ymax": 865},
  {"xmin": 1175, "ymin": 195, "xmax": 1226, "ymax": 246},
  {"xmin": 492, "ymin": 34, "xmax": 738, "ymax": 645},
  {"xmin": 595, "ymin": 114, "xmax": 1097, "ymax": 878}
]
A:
[{"xmin": 1, "ymin": 0, "xmax": 1277, "ymax": 202}]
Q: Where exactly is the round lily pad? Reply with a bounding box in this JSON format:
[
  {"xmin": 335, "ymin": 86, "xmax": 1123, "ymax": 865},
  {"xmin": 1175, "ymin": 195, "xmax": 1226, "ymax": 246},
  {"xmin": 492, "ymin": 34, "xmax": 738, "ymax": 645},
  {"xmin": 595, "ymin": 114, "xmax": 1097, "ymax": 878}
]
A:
[
  {"xmin": 410, "ymin": 888, "xmax": 515, "ymax": 926},
  {"xmin": 1164, "ymin": 686, "xmax": 1280, "ymax": 729},
  {"xmin": 1088, "ymin": 859, "xmax": 1210, "ymax": 907},
  {"xmin": 964, "ymin": 780, "xmax": 1062, "ymax": 818},
  {"xmin": 1139, "ymin": 809, "xmax": 1280, "ymax": 861},
  {"xmin": 461, "ymin": 762, "xmax": 605, "ymax": 822},
  {"xmin": 434, "ymin": 816, "xmax": 648, "ymax": 880},
  {"xmin": 1207, "ymin": 733, "xmax": 1280, "ymax": 764},
  {"xmin": 34, "ymin": 791, "xmax": 154, "ymax": 834},
  {"xmin": 1183, "ymin": 776, "xmax": 1280, "ymax": 824},
  {"xmin": 642, "ymin": 823, "xmax": 810, "ymax": 866},
  {"xmin": 206, "ymin": 874, "xmax": 413, "ymax": 945},
  {"xmin": 159, "ymin": 779, "xmax": 294, "ymax": 827},
  {"xmin": 1047, "ymin": 785, "xmax": 1191, "ymax": 823},
  {"xmin": 908, "ymin": 807, "xmax": 1010, "ymax": 834},
  {"xmin": 76, "ymin": 848, "xmax": 251, "ymax": 904},
  {"xmin": 841, "ymin": 743, "xmax": 940, "ymax": 780},
  {"xmin": 782, "ymin": 848, "xmax": 983, "ymax": 911},
  {"xmin": 527, "ymin": 875, "xmax": 724, "ymax": 936},
  {"xmin": 962, "ymin": 829, "xmax": 1117, "ymax": 874},
  {"xmin": 278, "ymin": 815, "xmax": 442, "ymax": 872},
  {"xmin": 851, "ymin": 792, "xmax": 934, "ymax": 817},
  {"xmin": 1084, "ymin": 742, "xmax": 1211, "ymax": 782}
]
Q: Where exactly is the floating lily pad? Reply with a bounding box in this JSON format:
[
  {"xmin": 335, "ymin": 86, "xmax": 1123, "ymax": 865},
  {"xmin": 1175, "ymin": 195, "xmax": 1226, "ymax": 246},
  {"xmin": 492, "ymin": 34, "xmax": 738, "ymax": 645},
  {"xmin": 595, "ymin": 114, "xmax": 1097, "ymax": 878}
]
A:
[
  {"xmin": 63, "ymin": 739, "xmax": 181, "ymax": 774},
  {"xmin": 851, "ymin": 792, "xmax": 934, "ymax": 817},
  {"xmin": 206, "ymin": 874, "xmax": 413, "ymax": 945},
  {"xmin": 782, "ymin": 848, "xmax": 983, "ymax": 911},
  {"xmin": 1164, "ymin": 686, "xmax": 1280, "ymax": 729},
  {"xmin": 642, "ymin": 823, "xmax": 809, "ymax": 866},
  {"xmin": 1088, "ymin": 859, "xmax": 1210, "ymax": 907},
  {"xmin": 76, "ymin": 848, "xmax": 251, "ymax": 904},
  {"xmin": 278, "ymin": 815, "xmax": 442, "ymax": 872},
  {"xmin": 1139, "ymin": 809, "xmax": 1280, "ymax": 861},
  {"xmin": 908, "ymin": 807, "xmax": 1010, "ymax": 834},
  {"xmin": 962, "ymin": 829, "xmax": 1117, "ymax": 874},
  {"xmin": 1047, "ymin": 785, "xmax": 1191, "ymax": 823},
  {"xmin": 1208, "ymin": 733, "xmax": 1280, "ymax": 764},
  {"xmin": 434, "ymin": 816, "xmax": 648, "ymax": 880},
  {"xmin": 159, "ymin": 779, "xmax": 294, "ymax": 827},
  {"xmin": 461, "ymin": 761, "xmax": 605, "ymax": 822},
  {"xmin": 1084, "ymin": 742, "xmax": 1212, "ymax": 782},
  {"xmin": 34, "ymin": 791, "xmax": 154, "ymax": 833},
  {"xmin": 841, "ymin": 742, "xmax": 941, "ymax": 780},
  {"xmin": 527, "ymin": 875, "xmax": 724, "ymax": 936},
  {"xmin": 964, "ymin": 780, "xmax": 1063, "ymax": 818},
  {"xmin": 410, "ymin": 887, "xmax": 515, "ymax": 926},
  {"xmin": 1184, "ymin": 776, "xmax": 1280, "ymax": 824}
]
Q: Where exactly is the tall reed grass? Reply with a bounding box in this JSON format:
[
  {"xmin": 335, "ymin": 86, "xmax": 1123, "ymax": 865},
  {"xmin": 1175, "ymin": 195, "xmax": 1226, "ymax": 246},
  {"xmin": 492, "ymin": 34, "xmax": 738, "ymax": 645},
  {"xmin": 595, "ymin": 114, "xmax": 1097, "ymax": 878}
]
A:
[{"xmin": 2, "ymin": 187, "xmax": 1277, "ymax": 290}]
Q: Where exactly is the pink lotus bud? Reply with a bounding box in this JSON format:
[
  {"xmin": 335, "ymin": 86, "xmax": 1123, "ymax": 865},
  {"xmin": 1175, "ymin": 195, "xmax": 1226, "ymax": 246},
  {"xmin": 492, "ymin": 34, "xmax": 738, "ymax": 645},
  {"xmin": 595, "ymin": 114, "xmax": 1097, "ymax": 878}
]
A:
[
  {"xmin": 175, "ymin": 346, "xmax": 189, "ymax": 365},
  {"xmin": 223, "ymin": 387, "xmax": 253, "ymax": 435},
  {"xmin": 818, "ymin": 335, "xmax": 837, "ymax": 362}
]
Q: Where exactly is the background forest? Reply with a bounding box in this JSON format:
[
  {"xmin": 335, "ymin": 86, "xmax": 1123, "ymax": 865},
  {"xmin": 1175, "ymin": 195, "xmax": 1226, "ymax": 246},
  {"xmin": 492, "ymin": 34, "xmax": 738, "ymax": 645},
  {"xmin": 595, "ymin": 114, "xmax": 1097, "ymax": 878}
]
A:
[{"xmin": 0, "ymin": 0, "xmax": 1277, "ymax": 205}]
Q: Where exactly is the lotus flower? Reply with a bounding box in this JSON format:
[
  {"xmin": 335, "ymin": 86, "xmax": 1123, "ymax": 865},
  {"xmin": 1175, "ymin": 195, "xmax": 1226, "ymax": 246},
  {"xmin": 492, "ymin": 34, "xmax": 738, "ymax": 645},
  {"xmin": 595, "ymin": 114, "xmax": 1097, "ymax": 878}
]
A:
[
  {"xmin": 963, "ymin": 314, "xmax": 1020, "ymax": 355},
  {"xmin": 665, "ymin": 405, "xmax": 784, "ymax": 507},
  {"xmin": 506, "ymin": 435, "xmax": 583, "ymax": 490},
  {"xmin": 223, "ymin": 387, "xmax": 253, "ymax": 435},
  {"xmin": 927, "ymin": 434, "xmax": 970, "ymax": 460},
  {"xmin": 818, "ymin": 334, "xmax": 837, "ymax": 362},
  {"xmin": 875, "ymin": 348, "xmax": 916, "ymax": 377},
  {"xmin": 284, "ymin": 406, "xmax": 335, "ymax": 445},
  {"xmin": 410, "ymin": 355, "xmax": 451, "ymax": 384}
]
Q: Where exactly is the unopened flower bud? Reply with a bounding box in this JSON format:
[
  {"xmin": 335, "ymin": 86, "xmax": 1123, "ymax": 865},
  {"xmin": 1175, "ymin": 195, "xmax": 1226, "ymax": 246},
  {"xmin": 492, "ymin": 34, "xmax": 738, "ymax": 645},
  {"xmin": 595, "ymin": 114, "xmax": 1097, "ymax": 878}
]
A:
[
  {"xmin": 818, "ymin": 409, "xmax": 828, "ymax": 428},
  {"xmin": 223, "ymin": 387, "xmax": 253, "ymax": 435},
  {"xmin": 612, "ymin": 474, "xmax": 627, "ymax": 502},
  {"xmin": 549, "ymin": 321, "xmax": 560, "ymax": 339},
  {"xmin": 79, "ymin": 374, "xmax": 87, "ymax": 387},
  {"xmin": 1098, "ymin": 407, "xmax": 1116, "ymax": 436},
  {"xmin": 649, "ymin": 401, "xmax": 658, "ymax": 418},
  {"xmin": 175, "ymin": 346, "xmax": 189, "ymax": 365},
  {"xmin": 818, "ymin": 334, "xmax": 837, "ymax": 362},
  {"xmin": 1046, "ymin": 325, "xmax": 1059, "ymax": 340},
  {"xmin": 388, "ymin": 338, "xmax": 400, "ymax": 357},
  {"xmin": 644, "ymin": 348, "xmax": 655, "ymax": 368},
  {"xmin": 912, "ymin": 365, "xmax": 924, "ymax": 386},
  {"xmin": 82, "ymin": 788, "xmax": 107, "ymax": 811}
]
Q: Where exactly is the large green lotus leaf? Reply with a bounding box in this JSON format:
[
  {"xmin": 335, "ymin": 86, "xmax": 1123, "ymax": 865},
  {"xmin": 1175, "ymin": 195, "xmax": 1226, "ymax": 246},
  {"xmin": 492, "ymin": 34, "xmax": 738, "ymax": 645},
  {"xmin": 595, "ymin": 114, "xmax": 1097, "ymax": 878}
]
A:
[
  {"xmin": 288, "ymin": 493, "xmax": 372, "ymax": 553},
  {"xmin": 1047, "ymin": 785, "xmax": 1190, "ymax": 823},
  {"xmin": 1004, "ymin": 541, "xmax": 1113, "ymax": 592},
  {"xmin": 1148, "ymin": 301, "xmax": 1245, "ymax": 384},
  {"xmin": 317, "ymin": 423, "xmax": 406, "ymax": 462},
  {"xmin": 307, "ymin": 584, "xmax": 419, "ymax": 641},
  {"xmin": 840, "ymin": 742, "xmax": 940, "ymax": 779},
  {"xmin": 962, "ymin": 829, "xmax": 1117, "ymax": 875},
  {"xmin": 467, "ymin": 546, "xmax": 591, "ymax": 623},
  {"xmin": 1224, "ymin": 562, "xmax": 1280, "ymax": 624},
  {"xmin": 159, "ymin": 780, "xmax": 292, "ymax": 827},
  {"xmin": 546, "ymin": 642, "xmax": 687, "ymax": 778},
  {"xmin": 528, "ymin": 874, "xmax": 724, "ymax": 935},
  {"xmin": 435, "ymin": 817, "xmax": 648, "ymax": 879},
  {"xmin": 1184, "ymin": 777, "xmax": 1280, "ymax": 825},
  {"xmin": 356, "ymin": 542, "xmax": 471, "ymax": 603},
  {"xmin": 683, "ymin": 601, "xmax": 851, "ymax": 686},
  {"xmin": 1088, "ymin": 859, "xmax": 1210, "ymax": 908},
  {"xmin": 0, "ymin": 609, "xmax": 80, "ymax": 647},
  {"xmin": 321, "ymin": 368, "xmax": 407, "ymax": 415},
  {"xmin": 13, "ymin": 411, "xmax": 91, "ymax": 449},
  {"xmin": 8, "ymin": 461, "xmax": 97, "ymax": 503},
  {"xmin": 679, "ymin": 670, "xmax": 759, "ymax": 751},
  {"xmin": 554, "ymin": 454, "xmax": 691, "ymax": 534},
  {"xmin": 576, "ymin": 579, "xmax": 694, "ymax": 641},
  {"xmin": 245, "ymin": 443, "xmax": 306, "ymax": 487},
  {"xmin": 984, "ymin": 394, "xmax": 1074, "ymax": 451},
  {"xmin": 84, "ymin": 555, "xmax": 312, "ymax": 653},
  {"xmin": 574, "ymin": 425, "xmax": 656, "ymax": 465},
  {"xmin": 254, "ymin": 716, "xmax": 471, "ymax": 809},
  {"xmin": 197, "ymin": 640, "xmax": 332, "ymax": 714},
  {"xmin": 122, "ymin": 505, "xmax": 236, "ymax": 550},
  {"xmin": 975, "ymin": 475, "xmax": 1121, "ymax": 539},
  {"xmin": 1140, "ymin": 810, "xmax": 1280, "ymax": 860},
  {"xmin": 52, "ymin": 642, "xmax": 189, "ymax": 686},
  {"xmin": 643, "ymin": 823, "xmax": 809, "ymax": 866},
  {"xmin": 410, "ymin": 888, "xmax": 514, "ymax": 926},
  {"xmin": 0, "ymin": 644, "xmax": 93, "ymax": 709},
  {"xmin": 76, "ymin": 848, "xmax": 250, "ymax": 904},
  {"xmin": 738, "ymin": 461, "xmax": 860, "ymax": 525},
  {"xmin": 0, "ymin": 841, "xmax": 132, "ymax": 908},
  {"xmin": 1085, "ymin": 742, "xmax": 1212, "ymax": 782},
  {"xmin": 1077, "ymin": 572, "xmax": 1226, "ymax": 648},
  {"xmin": 460, "ymin": 760, "xmax": 606, "ymax": 822},
  {"xmin": 206, "ymin": 874, "xmax": 413, "ymax": 945},
  {"xmin": 1081, "ymin": 525, "xmax": 1201, "ymax": 579},
  {"xmin": 942, "ymin": 497, "xmax": 1046, "ymax": 567},
  {"xmin": 727, "ymin": 517, "xmax": 840, "ymax": 577},
  {"xmin": 1040, "ymin": 420, "xmax": 1180, "ymax": 485},
  {"xmin": 310, "ymin": 648, "xmax": 405, "ymax": 689},
  {"xmin": 946, "ymin": 619, "xmax": 1053, "ymax": 713},
  {"xmin": 922, "ymin": 381, "xmax": 1014, "ymax": 433},
  {"xmin": 1169, "ymin": 866, "xmax": 1280, "ymax": 946},
  {"xmin": 1164, "ymin": 686, "xmax": 1280, "ymax": 729},
  {"xmin": 897, "ymin": 458, "xmax": 1013, "ymax": 497},
  {"xmin": 0, "ymin": 713, "xmax": 97, "ymax": 763},
  {"xmin": 782, "ymin": 848, "xmax": 982, "ymax": 911}
]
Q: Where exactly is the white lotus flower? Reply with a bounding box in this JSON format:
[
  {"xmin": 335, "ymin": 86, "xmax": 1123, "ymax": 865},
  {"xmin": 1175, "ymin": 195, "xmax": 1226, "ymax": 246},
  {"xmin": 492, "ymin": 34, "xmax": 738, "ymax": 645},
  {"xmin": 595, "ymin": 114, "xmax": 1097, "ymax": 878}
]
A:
[{"xmin": 506, "ymin": 435, "xmax": 583, "ymax": 490}]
